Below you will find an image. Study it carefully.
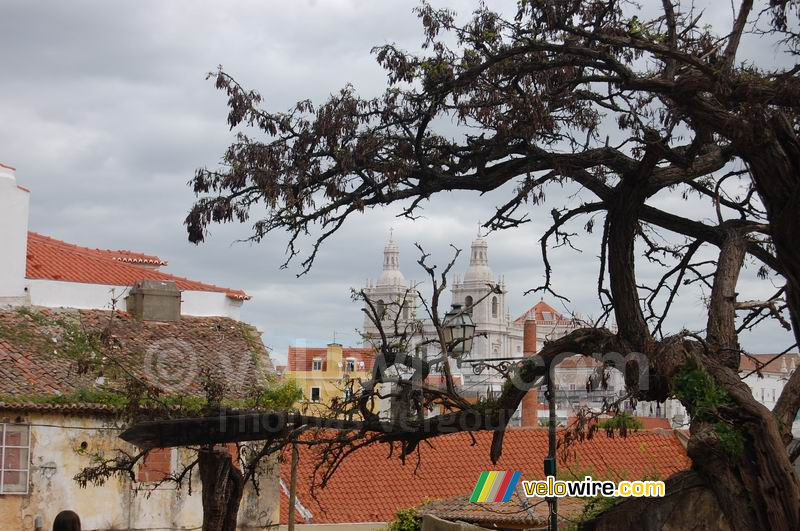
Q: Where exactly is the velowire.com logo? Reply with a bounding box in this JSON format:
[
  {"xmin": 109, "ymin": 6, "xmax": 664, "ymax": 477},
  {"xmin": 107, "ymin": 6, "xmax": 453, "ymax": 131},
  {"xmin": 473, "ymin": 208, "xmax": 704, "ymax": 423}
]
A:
[{"xmin": 469, "ymin": 471, "xmax": 522, "ymax": 502}]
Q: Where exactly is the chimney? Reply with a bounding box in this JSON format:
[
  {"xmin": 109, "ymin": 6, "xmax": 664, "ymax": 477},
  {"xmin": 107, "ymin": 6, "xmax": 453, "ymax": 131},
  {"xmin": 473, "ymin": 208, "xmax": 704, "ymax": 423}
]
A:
[
  {"xmin": 0, "ymin": 163, "xmax": 30, "ymax": 303},
  {"xmin": 523, "ymin": 319, "xmax": 537, "ymax": 354},
  {"xmin": 125, "ymin": 280, "xmax": 181, "ymax": 322},
  {"xmin": 521, "ymin": 319, "xmax": 539, "ymax": 427}
]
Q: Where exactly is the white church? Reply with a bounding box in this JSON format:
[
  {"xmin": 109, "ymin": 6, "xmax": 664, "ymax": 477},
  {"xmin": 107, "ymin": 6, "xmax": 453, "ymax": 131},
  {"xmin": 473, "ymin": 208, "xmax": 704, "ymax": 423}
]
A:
[{"xmin": 360, "ymin": 232, "xmax": 580, "ymax": 398}]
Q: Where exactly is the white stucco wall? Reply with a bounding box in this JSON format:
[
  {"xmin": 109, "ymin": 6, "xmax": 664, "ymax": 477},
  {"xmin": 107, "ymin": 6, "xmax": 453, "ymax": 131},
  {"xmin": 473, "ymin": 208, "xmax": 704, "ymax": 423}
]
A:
[
  {"xmin": 0, "ymin": 165, "xmax": 30, "ymax": 301},
  {"xmin": 27, "ymin": 279, "xmax": 242, "ymax": 320}
]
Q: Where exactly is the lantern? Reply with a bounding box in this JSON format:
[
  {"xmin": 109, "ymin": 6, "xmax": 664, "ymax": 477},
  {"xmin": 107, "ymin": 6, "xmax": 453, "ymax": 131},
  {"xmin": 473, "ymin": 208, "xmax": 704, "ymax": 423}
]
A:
[{"xmin": 442, "ymin": 303, "xmax": 476, "ymax": 356}]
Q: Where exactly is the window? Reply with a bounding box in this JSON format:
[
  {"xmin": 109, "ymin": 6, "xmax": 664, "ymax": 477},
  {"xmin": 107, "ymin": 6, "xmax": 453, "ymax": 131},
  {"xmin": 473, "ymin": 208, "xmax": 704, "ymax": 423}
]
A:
[
  {"xmin": 376, "ymin": 299, "xmax": 386, "ymax": 319},
  {"xmin": 344, "ymin": 388, "xmax": 353, "ymax": 401},
  {"xmin": 491, "ymin": 296, "xmax": 498, "ymax": 318},
  {"xmin": 1, "ymin": 424, "xmax": 30, "ymax": 494},
  {"xmin": 312, "ymin": 358, "xmax": 323, "ymax": 371},
  {"xmin": 761, "ymin": 388, "xmax": 765, "ymax": 402},
  {"xmin": 138, "ymin": 447, "xmax": 175, "ymax": 483},
  {"xmin": 464, "ymin": 296, "xmax": 473, "ymax": 308},
  {"xmin": 346, "ymin": 359, "xmax": 356, "ymax": 373},
  {"xmin": 402, "ymin": 305, "xmax": 409, "ymax": 320},
  {"xmin": 772, "ymin": 389, "xmax": 776, "ymax": 402},
  {"xmin": 310, "ymin": 387, "xmax": 321, "ymax": 402}
]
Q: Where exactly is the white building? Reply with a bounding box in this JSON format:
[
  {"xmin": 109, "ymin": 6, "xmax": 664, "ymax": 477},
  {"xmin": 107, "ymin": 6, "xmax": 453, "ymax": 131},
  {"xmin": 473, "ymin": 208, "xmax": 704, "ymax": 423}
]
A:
[
  {"xmin": 0, "ymin": 164, "xmax": 280, "ymax": 530},
  {"xmin": 362, "ymin": 233, "xmax": 589, "ymax": 399},
  {"xmin": 0, "ymin": 163, "xmax": 248, "ymax": 319}
]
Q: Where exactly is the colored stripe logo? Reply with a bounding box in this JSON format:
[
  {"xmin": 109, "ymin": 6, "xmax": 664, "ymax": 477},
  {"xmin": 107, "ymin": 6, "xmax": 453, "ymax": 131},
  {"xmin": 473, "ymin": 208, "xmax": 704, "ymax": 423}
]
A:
[{"xmin": 470, "ymin": 471, "xmax": 521, "ymax": 502}]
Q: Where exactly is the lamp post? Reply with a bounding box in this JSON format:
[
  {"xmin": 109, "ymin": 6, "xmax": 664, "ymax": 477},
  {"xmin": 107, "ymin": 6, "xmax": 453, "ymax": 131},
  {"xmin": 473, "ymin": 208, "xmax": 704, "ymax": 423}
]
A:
[{"xmin": 442, "ymin": 304, "xmax": 476, "ymax": 357}]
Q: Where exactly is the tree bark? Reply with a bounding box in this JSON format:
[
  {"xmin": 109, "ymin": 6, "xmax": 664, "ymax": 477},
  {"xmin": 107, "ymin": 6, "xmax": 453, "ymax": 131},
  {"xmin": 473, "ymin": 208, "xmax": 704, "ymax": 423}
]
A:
[
  {"xmin": 690, "ymin": 359, "xmax": 800, "ymax": 531},
  {"xmin": 198, "ymin": 447, "xmax": 245, "ymax": 531},
  {"xmin": 744, "ymin": 114, "xmax": 800, "ymax": 438}
]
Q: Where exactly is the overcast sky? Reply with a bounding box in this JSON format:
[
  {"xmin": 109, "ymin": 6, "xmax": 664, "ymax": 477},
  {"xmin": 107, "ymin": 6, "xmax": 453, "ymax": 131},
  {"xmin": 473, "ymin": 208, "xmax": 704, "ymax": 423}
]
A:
[{"xmin": 1, "ymin": 0, "xmax": 794, "ymax": 364}]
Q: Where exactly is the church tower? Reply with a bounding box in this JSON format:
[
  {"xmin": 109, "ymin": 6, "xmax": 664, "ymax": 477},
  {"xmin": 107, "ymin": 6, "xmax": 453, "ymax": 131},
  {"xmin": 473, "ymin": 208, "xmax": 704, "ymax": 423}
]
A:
[
  {"xmin": 451, "ymin": 230, "xmax": 518, "ymax": 395},
  {"xmin": 451, "ymin": 231, "xmax": 506, "ymax": 330},
  {"xmin": 362, "ymin": 232, "xmax": 417, "ymax": 339}
]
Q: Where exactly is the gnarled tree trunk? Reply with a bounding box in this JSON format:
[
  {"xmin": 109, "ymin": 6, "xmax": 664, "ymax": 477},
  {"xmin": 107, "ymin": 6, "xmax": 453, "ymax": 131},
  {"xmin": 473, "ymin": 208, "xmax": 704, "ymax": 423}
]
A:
[{"xmin": 198, "ymin": 447, "xmax": 245, "ymax": 531}]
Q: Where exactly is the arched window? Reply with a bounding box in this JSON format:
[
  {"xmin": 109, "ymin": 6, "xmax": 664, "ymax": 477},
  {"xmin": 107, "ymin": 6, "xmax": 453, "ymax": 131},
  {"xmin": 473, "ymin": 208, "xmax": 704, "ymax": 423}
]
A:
[
  {"xmin": 376, "ymin": 299, "xmax": 386, "ymax": 319},
  {"xmin": 402, "ymin": 304, "xmax": 409, "ymax": 320},
  {"xmin": 491, "ymin": 296, "xmax": 498, "ymax": 318},
  {"xmin": 464, "ymin": 295, "xmax": 473, "ymax": 308}
]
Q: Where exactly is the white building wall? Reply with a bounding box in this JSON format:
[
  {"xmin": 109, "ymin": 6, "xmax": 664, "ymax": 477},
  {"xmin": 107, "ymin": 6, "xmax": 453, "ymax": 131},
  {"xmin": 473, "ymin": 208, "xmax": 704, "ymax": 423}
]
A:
[
  {"xmin": 0, "ymin": 164, "xmax": 30, "ymax": 303},
  {"xmin": 743, "ymin": 372, "xmax": 791, "ymax": 411},
  {"xmin": 27, "ymin": 279, "xmax": 242, "ymax": 320}
]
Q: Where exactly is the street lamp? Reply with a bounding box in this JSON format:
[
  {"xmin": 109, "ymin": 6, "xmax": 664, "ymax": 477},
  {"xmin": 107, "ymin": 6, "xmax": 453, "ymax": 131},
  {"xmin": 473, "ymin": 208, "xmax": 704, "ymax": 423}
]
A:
[{"xmin": 442, "ymin": 304, "xmax": 476, "ymax": 356}]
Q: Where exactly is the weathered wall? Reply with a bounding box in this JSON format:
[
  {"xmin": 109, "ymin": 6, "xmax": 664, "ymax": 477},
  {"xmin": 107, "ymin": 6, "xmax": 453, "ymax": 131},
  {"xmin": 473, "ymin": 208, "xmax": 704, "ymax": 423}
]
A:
[
  {"xmin": 0, "ymin": 411, "xmax": 279, "ymax": 530},
  {"xmin": 26, "ymin": 279, "xmax": 243, "ymax": 320}
]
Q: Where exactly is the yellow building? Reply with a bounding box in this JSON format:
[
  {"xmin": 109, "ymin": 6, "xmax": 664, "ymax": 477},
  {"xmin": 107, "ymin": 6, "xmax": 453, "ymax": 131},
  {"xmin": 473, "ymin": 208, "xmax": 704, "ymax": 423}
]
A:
[{"xmin": 285, "ymin": 343, "xmax": 375, "ymax": 415}]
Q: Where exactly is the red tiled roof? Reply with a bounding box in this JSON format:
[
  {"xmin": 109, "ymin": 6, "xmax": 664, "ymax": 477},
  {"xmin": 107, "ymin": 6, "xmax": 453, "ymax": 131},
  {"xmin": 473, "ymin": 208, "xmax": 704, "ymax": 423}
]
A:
[
  {"xmin": 739, "ymin": 353, "xmax": 799, "ymax": 375},
  {"xmin": 279, "ymin": 428, "xmax": 690, "ymax": 524},
  {"xmin": 26, "ymin": 232, "xmax": 248, "ymax": 300},
  {"xmin": 287, "ymin": 346, "xmax": 376, "ymax": 372},
  {"xmin": 514, "ymin": 300, "xmax": 569, "ymax": 324},
  {"xmin": 0, "ymin": 307, "xmax": 274, "ymax": 402},
  {"xmin": 417, "ymin": 486, "xmax": 586, "ymax": 528}
]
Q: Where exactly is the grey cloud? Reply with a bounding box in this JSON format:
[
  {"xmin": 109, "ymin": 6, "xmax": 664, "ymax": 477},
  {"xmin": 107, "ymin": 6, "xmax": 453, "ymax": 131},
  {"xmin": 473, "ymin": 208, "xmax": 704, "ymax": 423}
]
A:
[{"xmin": 0, "ymin": 0, "xmax": 793, "ymax": 364}]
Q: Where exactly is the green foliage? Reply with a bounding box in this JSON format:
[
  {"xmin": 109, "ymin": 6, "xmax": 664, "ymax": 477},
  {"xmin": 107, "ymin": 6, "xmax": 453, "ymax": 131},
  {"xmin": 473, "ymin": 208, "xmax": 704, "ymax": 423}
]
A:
[
  {"xmin": 714, "ymin": 422, "xmax": 745, "ymax": 460},
  {"xmin": 674, "ymin": 362, "xmax": 744, "ymax": 460},
  {"xmin": 472, "ymin": 395, "xmax": 500, "ymax": 412},
  {"xmin": 673, "ymin": 361, "xmax": 731, "ymax": 421},
  {"xmin": 0, "ymin": 378, "xmax": 301, "ymax": 415},
  {"xmin": 244, "ymin": 378, "xmax": 303, "ymax": 411},
  {"xmin": 17, "ymin": 306, "xmax": 50, "ymax": 325},
  {"xmin": 599, "ymin": 411, "xmax": 643, "ymax": 430},
  {"xmin": 385, "ymin": 507, "xmax": 421, "ymax": 531},
  {"xmin": 576, "ymin": 494, "xmax": 618, "ymax": 522}
]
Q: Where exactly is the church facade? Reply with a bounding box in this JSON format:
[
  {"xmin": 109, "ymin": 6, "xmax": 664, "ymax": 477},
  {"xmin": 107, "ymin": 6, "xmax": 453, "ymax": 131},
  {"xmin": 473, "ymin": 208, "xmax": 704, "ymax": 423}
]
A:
[{"xmin": 361, "ymin": 233, "xmax": 582, "ymax": 398}]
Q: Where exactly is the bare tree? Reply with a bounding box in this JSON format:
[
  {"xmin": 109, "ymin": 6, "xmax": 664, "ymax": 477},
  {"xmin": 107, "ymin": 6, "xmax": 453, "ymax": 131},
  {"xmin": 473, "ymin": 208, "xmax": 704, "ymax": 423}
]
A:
[{"xmin": 185, "ymin": 1, "xmax": 800, "ymax": 528}]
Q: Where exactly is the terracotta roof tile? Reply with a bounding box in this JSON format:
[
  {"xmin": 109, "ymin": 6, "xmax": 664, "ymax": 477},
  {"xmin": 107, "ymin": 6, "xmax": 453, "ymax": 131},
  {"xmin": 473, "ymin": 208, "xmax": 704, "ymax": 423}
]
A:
[
  {"xmin": 514, "ymin": 300, "xmax": 571, "ymax": 324},
  {"xmin": 26, "ymin": 232, "xmax": 248, "ymax": 300},
  {"xmin": 739, "ymin": 353, "xmax": 799, "ymax": 375},
  {"xmin": 417, "ymin": 486, "xmax": 586, "ymax": 527},
  {"xmin": 279, "ymin": 428, "xmax": 690, "ymax": 524},
  {"xmin": 0, "ymin": 307, "xmax": 273, "ymax": 403}
]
